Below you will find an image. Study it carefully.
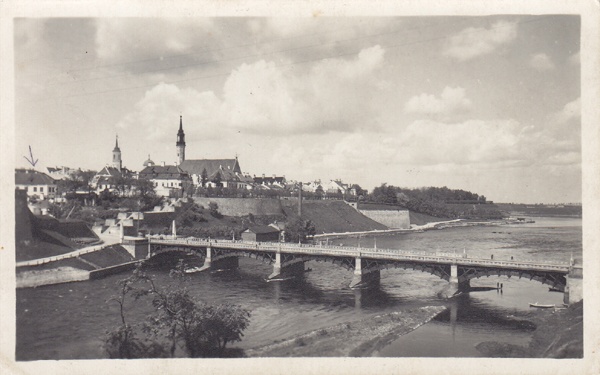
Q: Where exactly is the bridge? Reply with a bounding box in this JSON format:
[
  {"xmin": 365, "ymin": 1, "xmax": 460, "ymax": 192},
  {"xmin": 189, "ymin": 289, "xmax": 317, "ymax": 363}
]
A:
[{"xmin": 129, "ymin": 237, "xmax": 582, "ymax": 304}]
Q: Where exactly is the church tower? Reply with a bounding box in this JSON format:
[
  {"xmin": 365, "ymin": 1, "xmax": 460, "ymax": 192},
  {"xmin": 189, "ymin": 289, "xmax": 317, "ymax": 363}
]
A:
[
  {"xmin": 176, "ymin": 115, "xmax": 186, "ymax": 165},
  {"xmin": 112, "ymin": 135, "xmax": 122, "ymax": 170}
]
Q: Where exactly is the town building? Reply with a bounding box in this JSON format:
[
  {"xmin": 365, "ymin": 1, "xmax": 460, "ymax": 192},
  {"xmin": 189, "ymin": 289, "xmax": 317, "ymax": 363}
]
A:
[
  {"xmin": 302, "ymin": 180, "xmax": 324, "ymax": 193},
  {"xmin": 241, "ymin": 224, "xmax": 281, "ymax": 242},
  {"xmin": 90, "ymin": 135, "xmax": 133, "ymax": 195},
  {"xmin": 46, "ymin": 166, "xmax": 77, "ymax": 180},
  {"xmin": 142, "ymin": 155, "xmax": 155, "ymax": 168},
  {"xmin": 138, "ymin": 164, "xmax": 192, "ymax": 197},
  {"xmin": 253, "ymin": 174, "xmax": 286, "ymax": 188},
  {"xmin": 15, "ymin": 168, "xmax": 58, "ymax": 201},
  {"xmin": 324, "ymin": 179, "xmax": 353, "ymax": 195}
]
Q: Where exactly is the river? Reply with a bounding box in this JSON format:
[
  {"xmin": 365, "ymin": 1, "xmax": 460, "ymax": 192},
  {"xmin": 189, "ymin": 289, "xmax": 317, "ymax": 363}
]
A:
[{"xmin": 16, "ymin": 217, "xmax": 582, "ymax": 360}]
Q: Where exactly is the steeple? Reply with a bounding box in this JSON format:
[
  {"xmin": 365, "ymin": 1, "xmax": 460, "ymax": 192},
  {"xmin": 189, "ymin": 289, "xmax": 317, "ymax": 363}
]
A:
[
  {"xmin": 176, "ymin": 115, "xmax": 186, "ymax": 165},
  {"xmin": 112, "ymin": 135, "xmax": 122, "ymax": 170}
]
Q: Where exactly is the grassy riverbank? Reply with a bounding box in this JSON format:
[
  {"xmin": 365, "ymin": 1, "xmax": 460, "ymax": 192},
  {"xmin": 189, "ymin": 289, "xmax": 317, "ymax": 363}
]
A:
[{"xmin": 245, "ymin": 305, "xmax": 446, "ymax": 357}]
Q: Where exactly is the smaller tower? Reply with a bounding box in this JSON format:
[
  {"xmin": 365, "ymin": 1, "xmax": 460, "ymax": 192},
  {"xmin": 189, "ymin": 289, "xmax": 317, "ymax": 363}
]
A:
[
  {"xmin": 176, "ymin": 115, "xmax": 186, "ymax": 165},
  {"xmin": 112, "ymin": 135, "xmax": 122, "ymax": 170}
]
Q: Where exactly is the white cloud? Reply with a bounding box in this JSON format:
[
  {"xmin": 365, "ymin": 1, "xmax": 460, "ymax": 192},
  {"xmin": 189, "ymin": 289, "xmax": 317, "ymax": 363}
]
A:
[
  {"xmin": 397, "ymin": 119, "xmax": 524, "ymax": 166},
  {"xmin": 529, "ymin": 53, "xmax": 555, "ymax": 71},
  {"xmin": 116, "ymin": 83, "xmax": 222, "ymax": 142},
  {"xmin": 116, "ymin": 45, "xmax": 388, "ymax": 142},
  {"xmin": 404, "ymin": 86, "xmax": 472, "ymax": 117},
  {"xmin": 443, "ymin": 21, "xmax": 518, "ymax": 61}
]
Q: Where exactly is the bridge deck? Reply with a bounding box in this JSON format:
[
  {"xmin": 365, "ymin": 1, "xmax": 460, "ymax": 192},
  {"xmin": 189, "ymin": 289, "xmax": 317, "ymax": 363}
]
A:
[{"xmin": 148, "ymin": 237, "xmax": 571, "ymax": 273}]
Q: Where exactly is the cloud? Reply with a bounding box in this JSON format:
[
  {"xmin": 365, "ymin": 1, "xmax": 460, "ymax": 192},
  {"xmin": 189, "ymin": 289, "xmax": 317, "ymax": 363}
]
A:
[
  {"xmin": 116, "ymin": 83, "xmax": 222, "ymax": 142},
  {"xmin": 116, "ymin": 45, "xmax": 388, "ymax": 142},
  {"xmin": 529, "ymin": 53, "xmax": 555, "ymax": 71},
  {"xmin": 404, "ymin": 87, "xmax": 472, "ymax": 117},
  {"xmin": 443, "ymin": 21, "xmax": 518, "ymax": 61},
  {"xmin": 553, "ymin": 97, "xmax": 581, "ymax": 123},
  {"xmin": 397, "ymin": 119, "xmax": 524, "ymax": 166},
  {"xmin": 95, "ymin": 18, "xmax": 217, "ymax": 67}
]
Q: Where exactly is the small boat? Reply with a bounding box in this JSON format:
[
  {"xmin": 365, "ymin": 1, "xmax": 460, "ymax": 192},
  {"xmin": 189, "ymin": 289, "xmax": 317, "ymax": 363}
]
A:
[
  {"xmin": 548, "ymin": 287, "xmax": 562, "ymax": 293},
  {"xmin": 529, "ymin": 302, "xmax": 555, "ymax": 309}
]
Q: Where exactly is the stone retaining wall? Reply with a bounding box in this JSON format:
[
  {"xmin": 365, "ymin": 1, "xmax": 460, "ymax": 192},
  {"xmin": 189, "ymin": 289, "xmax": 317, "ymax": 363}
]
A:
[
  {"xmin": 359, "ymin": 210, "xmax": 410, "ymax": 229},
  {"xmin": 192, "ymin": 197, "xmax": 284, "ymax": 217}
]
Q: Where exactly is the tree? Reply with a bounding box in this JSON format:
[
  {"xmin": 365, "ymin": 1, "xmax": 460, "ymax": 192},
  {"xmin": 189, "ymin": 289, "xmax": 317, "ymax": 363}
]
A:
[
  {"xmin": 105, "ymin": 263, "xmax": 250, "ymax": 358},
  {"xmin": 284, "ymin": 218, "xmax": 316, "ymax": 243},
  {"xmin": 200, "ymin": 168, "xmax": 208, "ymax": 187},
  {"xmin": 208, "ymin": 202, "xmax": 222, "ymax": 218},
  {"xmin": 212, "ymin": 171, "xmax": 222, "ymax": 187},
  {"xmin": 134, "ymin": 178, "xmax": 156, "ymax": 199}
]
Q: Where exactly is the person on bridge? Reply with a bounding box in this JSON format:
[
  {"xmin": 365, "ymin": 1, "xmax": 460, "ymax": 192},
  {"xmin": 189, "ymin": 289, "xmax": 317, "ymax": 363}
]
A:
[{"xmin": 491, "ymin": 254, "xmax": 494, "ymax": 260}]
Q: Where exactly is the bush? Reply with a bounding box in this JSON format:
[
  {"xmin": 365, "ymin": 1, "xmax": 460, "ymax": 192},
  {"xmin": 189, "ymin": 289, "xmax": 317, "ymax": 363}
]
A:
[{"xmin": 105, "ymin": 263, "xmax": 251, "ymax": 358}]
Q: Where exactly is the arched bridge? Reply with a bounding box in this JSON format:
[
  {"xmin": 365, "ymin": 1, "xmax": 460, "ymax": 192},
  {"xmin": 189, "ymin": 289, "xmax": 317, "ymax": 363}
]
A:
[{"xmin": 143, "ymin": 237, "xmax": 582, "ymax": 304}]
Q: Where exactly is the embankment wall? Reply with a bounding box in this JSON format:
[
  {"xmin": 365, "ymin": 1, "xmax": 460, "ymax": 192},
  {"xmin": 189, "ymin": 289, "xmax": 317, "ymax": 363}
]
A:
[
  {"xmin": 192, "ymin": 197, "xmax": 285, "ymax": 217},
  {"xmin": 359, "ymin": 210, "xmax": 410, "ymax": 229}
]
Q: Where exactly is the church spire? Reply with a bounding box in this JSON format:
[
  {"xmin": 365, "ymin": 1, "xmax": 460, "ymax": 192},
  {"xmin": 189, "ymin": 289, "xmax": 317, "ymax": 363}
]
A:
[
  {"xmin": 112, "ymin": 134, "xmax": 122, "ymax": 170},
  {"xmin": 176, "ymin": 116, "xmax": 186, "ymax": 165}
]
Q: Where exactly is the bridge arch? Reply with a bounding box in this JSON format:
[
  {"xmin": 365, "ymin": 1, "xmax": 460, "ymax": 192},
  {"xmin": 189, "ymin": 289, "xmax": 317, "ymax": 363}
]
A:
[
  {"xmin": 210, "ymin": 248, "xmax": 276, "ymax": 265},
  {"xmin": 458, "ymin": 267, "xmax": 566, "ymax": 291},
  {"xmin": 148, "ymin": 245, "xmax": 204, "ymax": 260}
]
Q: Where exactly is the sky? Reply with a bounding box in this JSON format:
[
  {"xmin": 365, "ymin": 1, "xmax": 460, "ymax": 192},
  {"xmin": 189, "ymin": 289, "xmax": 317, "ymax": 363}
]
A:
[{"xmin": 13, "ymin": 16, "xmax": 581, "ymax": 204}]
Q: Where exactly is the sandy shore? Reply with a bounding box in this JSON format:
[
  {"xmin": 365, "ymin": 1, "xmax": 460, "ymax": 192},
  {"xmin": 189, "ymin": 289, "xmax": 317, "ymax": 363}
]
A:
[{"xmin": 245, "ymin": 305, "xmax": 446, "ymax": 357}]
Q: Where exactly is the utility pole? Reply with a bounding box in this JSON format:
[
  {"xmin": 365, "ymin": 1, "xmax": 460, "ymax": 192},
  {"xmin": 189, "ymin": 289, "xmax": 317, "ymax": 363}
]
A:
[{"xmin": 298, "ymin": 182, "xmax": 303, "ymax": 217}]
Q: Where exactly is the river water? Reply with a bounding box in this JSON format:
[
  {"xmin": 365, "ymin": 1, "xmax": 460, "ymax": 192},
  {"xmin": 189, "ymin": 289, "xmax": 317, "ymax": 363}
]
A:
[{"xmin": 16, "ymin": 217, "xmax": 582, "ymax": 360}]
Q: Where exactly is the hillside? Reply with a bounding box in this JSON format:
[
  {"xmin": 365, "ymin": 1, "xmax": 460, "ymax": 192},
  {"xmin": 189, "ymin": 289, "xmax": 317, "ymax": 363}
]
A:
[{"xmin": 281, "ymin": 200, "xmax": 388, "ymax": 234}]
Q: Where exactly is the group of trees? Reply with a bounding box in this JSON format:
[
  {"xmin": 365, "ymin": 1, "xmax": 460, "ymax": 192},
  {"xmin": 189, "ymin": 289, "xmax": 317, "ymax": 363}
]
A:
[
  {"xmin": 105, "ymin": 263, "xmax": 250, "ymax": 358},
  {"xmin": 366, "ymin": 184, "xmax": 501, "ymax": 219},
  {"xmin": 283, "ymin": 217, "xmax": 316, "ymax": 243},
  {"xmin": 368, "ymin": 184, "xmax": 486, "ymax": 206}
]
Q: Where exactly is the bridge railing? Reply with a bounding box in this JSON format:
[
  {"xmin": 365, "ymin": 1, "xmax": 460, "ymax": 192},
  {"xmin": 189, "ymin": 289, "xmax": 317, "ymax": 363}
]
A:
[{"xmin": 148, "ymin": 237, "xmax": 570, "ymax": 271}]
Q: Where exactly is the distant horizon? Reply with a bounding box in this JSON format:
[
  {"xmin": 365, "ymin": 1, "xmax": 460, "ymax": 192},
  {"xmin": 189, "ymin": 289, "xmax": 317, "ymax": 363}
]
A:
[{"xmin": 14, "ymin": 16, "xmax": 581, "ymax": 205}]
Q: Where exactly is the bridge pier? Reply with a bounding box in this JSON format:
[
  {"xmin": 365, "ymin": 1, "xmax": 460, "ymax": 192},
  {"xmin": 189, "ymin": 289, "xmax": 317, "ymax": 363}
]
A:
[
  {"xmin": 268, "ymin": 252, "xmax": 306, "ymax": 280},
  {"xmin": 564, "ymin": 265, "xmax": 583, "ymax": 305},
  {"xmin": 441, "ymin": 264, "xmax": 470, "ymax": 298},
  {"xmin": 349, "ymin": 256, "xmax": 380, "ymax": 289},
  {"xmin": 198, "ymin": 246, "xmax": 239, "ymax": 272}
]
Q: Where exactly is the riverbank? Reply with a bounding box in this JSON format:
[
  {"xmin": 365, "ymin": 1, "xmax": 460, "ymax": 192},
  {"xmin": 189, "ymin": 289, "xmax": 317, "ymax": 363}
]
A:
[
  {"xmin": 312, "ymin": 218, "xmax": 494, "ymax": 239},
  {"xmin": 245, "ymin": 305, "xmax": 446, "ymax": 357},
  {"xmin": 16, "ymin": 266, "xmax": 90, "ymax": 288},
  {"xmin": 475, "ymin": 301, "xmax": 583, "ymax": 358}
]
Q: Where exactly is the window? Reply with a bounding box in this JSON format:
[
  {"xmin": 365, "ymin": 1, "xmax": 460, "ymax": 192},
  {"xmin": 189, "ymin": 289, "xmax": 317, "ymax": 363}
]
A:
[
  {"xmin": 33, "ymin": 187, "xmax": 37, "ymax": 192},
  {"xmin": 40, "ymin": 187, "xmax": 44, "ymax": 193}
]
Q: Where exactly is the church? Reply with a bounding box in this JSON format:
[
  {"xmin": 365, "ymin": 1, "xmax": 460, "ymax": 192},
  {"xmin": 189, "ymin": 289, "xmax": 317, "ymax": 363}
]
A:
[
  {"xmin": 92, "ymin": 116, "xmax": 253, "ymax": 197},
  {"xmin": 174, "ymin": 116, "xmax": 253, "ymax": 190},
  {"xmin": 90, "ymin": 136, "xmax": 134, "ymax": 194}
]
